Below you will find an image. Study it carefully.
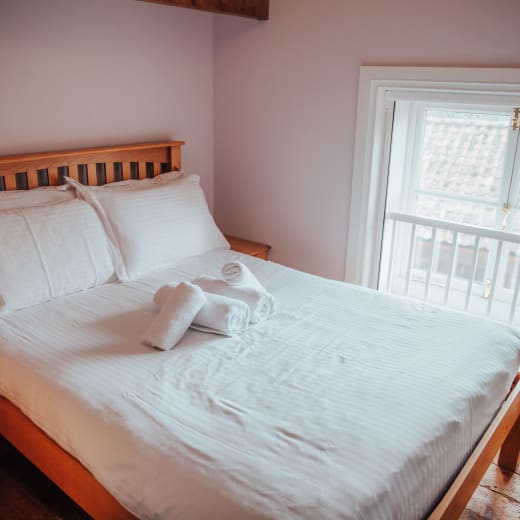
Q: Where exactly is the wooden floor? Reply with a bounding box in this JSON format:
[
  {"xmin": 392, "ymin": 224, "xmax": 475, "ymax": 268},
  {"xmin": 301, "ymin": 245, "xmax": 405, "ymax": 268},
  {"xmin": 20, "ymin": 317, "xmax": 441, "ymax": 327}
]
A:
[
  {"xmin": 463, "ymin": 460, "xmax": 520, "ymax": 519},
  {"xmin": 0, "ymin": 435, "xmax": 518, "ymax": 519},
  {"xmin": 0, "ymin": 436, "xmax": 90, "ymax": 520}
]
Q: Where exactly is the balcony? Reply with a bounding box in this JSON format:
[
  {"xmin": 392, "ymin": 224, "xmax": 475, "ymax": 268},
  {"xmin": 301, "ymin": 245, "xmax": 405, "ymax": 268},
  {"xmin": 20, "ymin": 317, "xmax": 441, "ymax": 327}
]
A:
[{"xmin": 380, "ymin": 212, "xmax": 520, "ymax": 323}]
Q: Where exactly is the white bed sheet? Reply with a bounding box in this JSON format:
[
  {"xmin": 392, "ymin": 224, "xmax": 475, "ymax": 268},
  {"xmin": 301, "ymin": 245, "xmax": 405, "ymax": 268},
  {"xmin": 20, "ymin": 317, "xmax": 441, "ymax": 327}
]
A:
[{"xmin": 0, "ymin": 249, "xmax": 518, "ymax": 519}]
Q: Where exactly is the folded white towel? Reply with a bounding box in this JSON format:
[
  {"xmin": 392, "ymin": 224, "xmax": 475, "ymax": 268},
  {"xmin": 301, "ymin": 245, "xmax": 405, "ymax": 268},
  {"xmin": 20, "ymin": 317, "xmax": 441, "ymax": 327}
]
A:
[
  {"xmin": 143, "ymin": 282, "xmax": 206, "ymax": 350},
  {"xmin": 222, "ymin": 261, "xmax": 266, "ymax": 292},
  {"xmin": 154, "ymin": 284, "xmax": 250, "ymax": 336},
  {"xmin": 192, "ymin": 276, "xmax": 275, "ymax": 324}
]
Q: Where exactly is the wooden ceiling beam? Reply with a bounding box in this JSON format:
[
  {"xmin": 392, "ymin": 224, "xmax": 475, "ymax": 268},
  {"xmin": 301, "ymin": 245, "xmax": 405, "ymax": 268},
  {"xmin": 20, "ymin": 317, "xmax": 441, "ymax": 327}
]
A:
[{"xmin": 138, "ymin": 0, "xmax": 269, "ymax": 20}]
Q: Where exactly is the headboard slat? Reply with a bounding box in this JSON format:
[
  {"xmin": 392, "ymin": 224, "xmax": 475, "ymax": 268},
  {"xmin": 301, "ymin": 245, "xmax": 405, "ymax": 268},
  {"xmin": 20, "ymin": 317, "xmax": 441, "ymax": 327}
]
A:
[
  {"xmin": 138, "ymin": 162, "xmax": 147, "ymax": 180},
  {"xmin": 0, "ymin": 141, "xmax": 184, "ymax": 189},
  {"xmin": 4, "ymin": 174, "xmax": 17, "ymax": 191},
  {"xmin": 68, "ymin": 164, "xmax": 79, "ymax": 182},
  {"xmin": 27, "ymin": 170, "xmax": 39, "ymax": 189},
  {"xmin": 47, "ymin": 167, "xmax": 59, "ymax": 186},
  {"xmin": 105, "ymin": 163, "xmax": 115, "ymax": 184},
  {"xmin": 122, "ymin": 161, "xmax": 131, "ymax": 181},
  {"xmin": 153, "ymin": 162, "xmax": 162, "ymax": 176},
  {"xmin": 86, "ymin": 164, "xmax": 96, "ymax": 185},
  {"xmin": 169, "ymin": 145, "xmax": 181, "ymax": 172}
]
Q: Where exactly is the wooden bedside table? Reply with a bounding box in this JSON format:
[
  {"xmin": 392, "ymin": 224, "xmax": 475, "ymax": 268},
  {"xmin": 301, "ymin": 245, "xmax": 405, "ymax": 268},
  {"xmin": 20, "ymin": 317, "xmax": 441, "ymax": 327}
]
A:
[{"xmin": 225, "ymin": 236, "xmax": 271, "ymax": 260}]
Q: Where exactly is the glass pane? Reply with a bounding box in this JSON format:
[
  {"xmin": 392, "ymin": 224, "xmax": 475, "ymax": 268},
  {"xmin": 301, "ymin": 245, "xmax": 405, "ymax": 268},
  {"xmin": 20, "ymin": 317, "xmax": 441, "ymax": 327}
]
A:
[
  {"xmin": 506, "ymin": 167, "xmax": 520, "ymax": 231},
  {"xmin": 452, "ymin": 235, "xmax": 490, "ymax": 284},
  {"xmin": 508, "ymin": 208, "xmax": 520, "ymax": 233},
  {"xmin": 381, "ymin": 101, "xmax": 520, "ymax": 324},
  {"xmin": 503, "ymin": 244, "xmax": 520, "ymax": 290},
  {"xmin": 418, "ymin": 110, "xmax": 510, "ymax": 203},
  {"xmin": 415, "ymin": 194, "xmax": 497, "ymax": 228}
]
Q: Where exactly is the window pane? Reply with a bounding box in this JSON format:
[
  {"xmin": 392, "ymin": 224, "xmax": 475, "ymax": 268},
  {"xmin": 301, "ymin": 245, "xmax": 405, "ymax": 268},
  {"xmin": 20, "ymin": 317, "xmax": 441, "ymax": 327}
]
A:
[
  {"xmin": 381, "ymin": 100, "xmax": 520, "ymax": 324},
  {"xmin": 508, "ymin": 209, "xmax": 520, "ymax": 234},
  {"xmin": 415, "ymin": 194, "xmax": 497, "ymax": 228},
  {"xmin": 503, "ymin": 244, "xmax": 520, "ymax": 290},
  {"xmin": 418, "ymin": 110, "xmax": 510, "ymax": 203}
]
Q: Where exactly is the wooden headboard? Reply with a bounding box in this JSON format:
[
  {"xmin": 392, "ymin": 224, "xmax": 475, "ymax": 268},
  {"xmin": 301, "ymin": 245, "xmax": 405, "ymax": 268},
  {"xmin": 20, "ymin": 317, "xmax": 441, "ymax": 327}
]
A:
[{"xmin": 0, "ymin": 141, "xmax": 185, "ymax": 191}]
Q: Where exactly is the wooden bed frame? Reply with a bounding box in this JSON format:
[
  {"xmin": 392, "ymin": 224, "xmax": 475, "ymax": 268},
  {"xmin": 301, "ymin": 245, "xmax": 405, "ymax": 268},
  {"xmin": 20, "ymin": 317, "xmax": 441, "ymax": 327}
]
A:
[{"xmin": 0, "ymin": 141, "xmax": 518, "ymax": 520}]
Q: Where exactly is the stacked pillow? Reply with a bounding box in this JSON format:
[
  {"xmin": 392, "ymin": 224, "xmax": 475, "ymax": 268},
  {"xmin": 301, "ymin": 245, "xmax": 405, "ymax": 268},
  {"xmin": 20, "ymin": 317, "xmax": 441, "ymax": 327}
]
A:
[
  {"xmin": 0, "ymin": 173, "xmax": 229, "ymax": 312},
  {"xmin": 67, "ymin": 173, "xmax": 229, "ymax": 280},
  {"xmin": 0, "ymin": 185, "xmax": 74, "ymax": 210},
  {"xmin": 0, "ymin": 196, "xmax": 115, "ymax": 312}
]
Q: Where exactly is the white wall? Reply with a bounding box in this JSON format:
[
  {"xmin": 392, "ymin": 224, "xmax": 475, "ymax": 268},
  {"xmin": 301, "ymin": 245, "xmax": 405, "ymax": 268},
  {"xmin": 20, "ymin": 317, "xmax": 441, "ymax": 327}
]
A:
[
  {"xmin": 213, "ymin": 0, "xmax": 520, "ymax": 279},
  {"xmin": 0, "ymin": 0, "xmax": 215, "ymax": 201}
]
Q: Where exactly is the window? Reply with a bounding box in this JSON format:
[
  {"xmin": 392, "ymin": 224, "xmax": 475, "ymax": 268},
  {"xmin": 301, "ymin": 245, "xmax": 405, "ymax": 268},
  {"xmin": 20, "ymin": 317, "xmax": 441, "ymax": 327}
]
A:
[
  {"xmin": 346, "ymin": 67, "xmax": 520, "ymax": 320},
  {"xmin": 379, "ymin": 98, "xmax": 520, "ymax": 321},
  {"xmin": 392, "ymin": 103, "xmax": 518, "ymax": 228}
]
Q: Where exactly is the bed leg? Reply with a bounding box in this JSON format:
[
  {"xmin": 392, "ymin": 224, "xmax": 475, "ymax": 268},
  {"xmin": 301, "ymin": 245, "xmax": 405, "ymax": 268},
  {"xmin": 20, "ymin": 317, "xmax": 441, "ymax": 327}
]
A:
[{"xmin": 498, "ymin": 414, "xmax": 520, "ymax": 473}]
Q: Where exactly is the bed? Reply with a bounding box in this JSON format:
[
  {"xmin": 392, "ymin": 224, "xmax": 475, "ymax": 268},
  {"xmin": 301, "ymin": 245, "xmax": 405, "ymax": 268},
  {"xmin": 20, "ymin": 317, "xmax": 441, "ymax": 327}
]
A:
[{"xmin": 0, "ymin": 141, "xmax": 519, "ymax": 520}]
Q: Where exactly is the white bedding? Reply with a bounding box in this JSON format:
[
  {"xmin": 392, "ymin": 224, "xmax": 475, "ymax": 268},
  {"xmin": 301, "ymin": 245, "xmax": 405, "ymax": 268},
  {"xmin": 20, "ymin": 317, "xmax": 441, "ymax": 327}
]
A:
[{"xmin": 0, "ymin": 249, "xmax": 518, "ymax": 519}]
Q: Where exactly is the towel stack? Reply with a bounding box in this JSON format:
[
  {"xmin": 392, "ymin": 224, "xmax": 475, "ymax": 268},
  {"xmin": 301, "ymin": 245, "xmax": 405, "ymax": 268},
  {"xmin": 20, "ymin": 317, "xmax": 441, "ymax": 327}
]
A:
[
  {"xmin": 143, "ymin": 282, "xmax": 206, "ymax": 351},
  {"xmin": 143, "ymin": 262, "xmax": 276, "ymax": 350},
  {"xmin": 154, "ymin": 286, "xmax": 250, "ymax": 336}
]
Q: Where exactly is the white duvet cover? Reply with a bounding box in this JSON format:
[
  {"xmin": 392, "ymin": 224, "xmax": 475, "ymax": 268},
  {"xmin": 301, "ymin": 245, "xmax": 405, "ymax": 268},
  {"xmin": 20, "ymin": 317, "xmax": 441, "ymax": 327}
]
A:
[{"xmin": 0, "ymin": 249, "xmax": 518, "ymax": 519}]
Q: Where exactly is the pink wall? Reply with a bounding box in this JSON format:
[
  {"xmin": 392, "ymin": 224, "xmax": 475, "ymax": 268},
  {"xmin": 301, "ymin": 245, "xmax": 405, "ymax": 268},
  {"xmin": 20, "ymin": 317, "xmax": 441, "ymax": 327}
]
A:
[
  {"xmin": 213, "ymin": 0, "xmax": 520, "ymax": 279},
  {"xmin": 0, "ymin": 0, "xmax": 215, "ymax": 202},
  {"xmin": 2, "ymin": 0, "xmax": 519, "ymax": 273}
]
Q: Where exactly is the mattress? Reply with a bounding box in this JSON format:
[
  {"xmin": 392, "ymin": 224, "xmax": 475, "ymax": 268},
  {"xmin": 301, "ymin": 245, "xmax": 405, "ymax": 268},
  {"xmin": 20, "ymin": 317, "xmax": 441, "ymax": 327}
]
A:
[{"xmin": 0, "ymin": 249, "xmax": 518, "ymax": 519}]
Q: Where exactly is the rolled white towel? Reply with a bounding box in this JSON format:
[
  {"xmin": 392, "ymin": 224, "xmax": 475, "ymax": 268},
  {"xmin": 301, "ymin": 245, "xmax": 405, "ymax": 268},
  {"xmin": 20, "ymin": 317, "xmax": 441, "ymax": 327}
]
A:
[
  {"xmin": 222, "ymin": 261, "xmax": 266, "ymax": 292},
  {"xmin": 192, "ymin": 276, "xmax": 275, "ymax": 324},
  {"xmin": 154, "ymin": 284, "xmax": 250, "ymax": 336},
  {"xmin": 143, "ymin": 282, "xmax": 206, "ymax": 350}
]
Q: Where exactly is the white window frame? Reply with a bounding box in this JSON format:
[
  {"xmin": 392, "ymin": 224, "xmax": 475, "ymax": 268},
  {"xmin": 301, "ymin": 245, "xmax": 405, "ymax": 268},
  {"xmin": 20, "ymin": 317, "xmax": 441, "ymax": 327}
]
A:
[{"xmin": 345, "ymin": 66, "xmax": 520, "ymax": 288}]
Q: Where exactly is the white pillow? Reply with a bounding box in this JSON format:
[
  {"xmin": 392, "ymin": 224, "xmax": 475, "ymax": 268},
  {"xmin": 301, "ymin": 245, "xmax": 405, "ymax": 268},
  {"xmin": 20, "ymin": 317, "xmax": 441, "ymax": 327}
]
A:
[
  {"xmin": 68, "ymin": 174, "xmax": 229, "ymax": 280},
  {"xmin": 0, "ymin": 186, "xmax": 74, "ymax": 210},
  {"xmin": 0, "ymin": 199, "xmax": 116, "ymax": 312}
]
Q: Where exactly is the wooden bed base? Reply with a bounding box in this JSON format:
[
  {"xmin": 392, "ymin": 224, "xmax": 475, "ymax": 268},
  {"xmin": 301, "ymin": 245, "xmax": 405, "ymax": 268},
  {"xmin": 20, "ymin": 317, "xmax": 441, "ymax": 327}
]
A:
[
  {"xmin": 1, "ymin": 381, "xmax": 518, "ymax": 520},
  {"xmin": 429, "ymin": 374, "xmax": 520, "ymax": 519},
  {"xmin": 0, "ymin": 141, "xmax": 519, "ymax": 519},
  {"xmin": 0, "ymin": 396, "xmax": 136, "ymax": 519}
]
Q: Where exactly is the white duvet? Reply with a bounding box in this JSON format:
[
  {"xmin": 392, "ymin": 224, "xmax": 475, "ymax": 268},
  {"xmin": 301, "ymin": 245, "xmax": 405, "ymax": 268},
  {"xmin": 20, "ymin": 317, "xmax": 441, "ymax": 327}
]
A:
[{"xmin": 0, "ymin": 249, "xmax": 518, "ymax": 519}]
